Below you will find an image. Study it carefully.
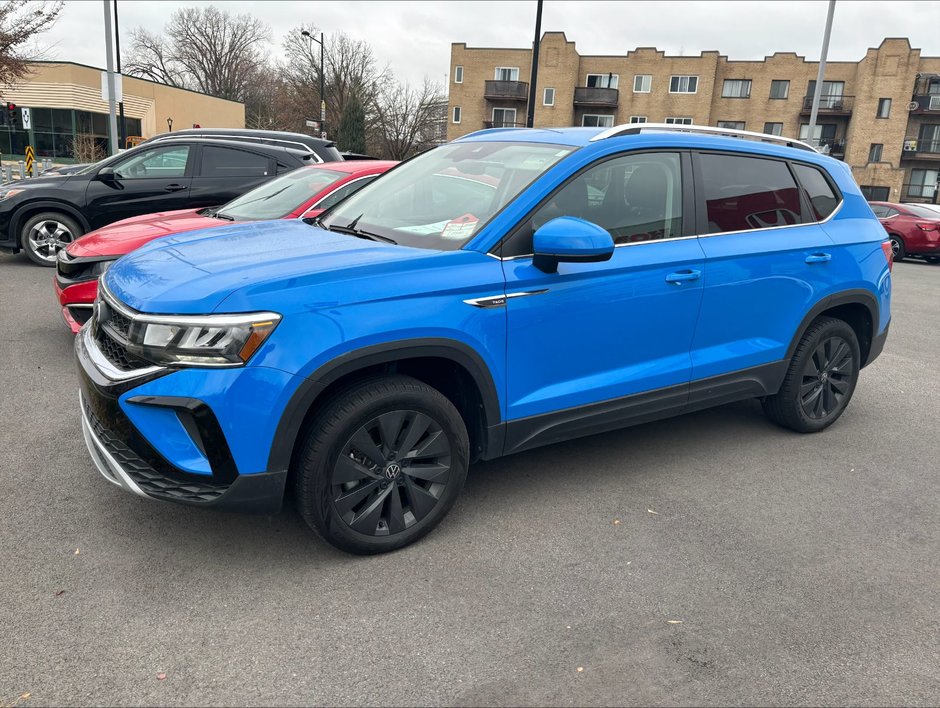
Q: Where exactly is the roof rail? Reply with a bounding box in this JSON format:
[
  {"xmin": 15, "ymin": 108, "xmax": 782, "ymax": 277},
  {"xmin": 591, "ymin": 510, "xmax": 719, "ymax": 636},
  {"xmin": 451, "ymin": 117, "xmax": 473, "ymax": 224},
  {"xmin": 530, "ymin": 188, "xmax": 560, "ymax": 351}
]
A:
[
  {"xmin": 589, "ymin": 123, "xmax": 818, "ymax": 152},
  {"xmin": 150, "ymin": 132, "xmax": 322, "ymax": 159}
]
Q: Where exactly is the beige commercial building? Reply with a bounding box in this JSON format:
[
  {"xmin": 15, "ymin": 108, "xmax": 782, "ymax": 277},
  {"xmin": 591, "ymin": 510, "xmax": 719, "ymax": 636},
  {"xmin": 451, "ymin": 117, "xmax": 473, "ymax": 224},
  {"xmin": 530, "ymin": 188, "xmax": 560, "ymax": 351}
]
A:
[
  {"xmin": 0, "ymin": 61, "xmax": 245, "ymax": 161},
  {"xmin": 448, "ymin": 34, "xmax": 940, "ymax": 203}
]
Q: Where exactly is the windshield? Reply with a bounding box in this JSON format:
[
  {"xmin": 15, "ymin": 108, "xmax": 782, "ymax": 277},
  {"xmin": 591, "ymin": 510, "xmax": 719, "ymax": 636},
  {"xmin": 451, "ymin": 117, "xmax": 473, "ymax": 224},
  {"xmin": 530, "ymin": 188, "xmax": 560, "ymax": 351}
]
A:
[
  {"xmin": 217, "ymin": 167, "xmax": 346, "ymax": 220},
  {"xmin": 320, "ymin": 141, "xmax": 575, "ymax": 249},
  {"xmin": 903, "ymin": 203, "xmax": 940, "ymax": 219}
]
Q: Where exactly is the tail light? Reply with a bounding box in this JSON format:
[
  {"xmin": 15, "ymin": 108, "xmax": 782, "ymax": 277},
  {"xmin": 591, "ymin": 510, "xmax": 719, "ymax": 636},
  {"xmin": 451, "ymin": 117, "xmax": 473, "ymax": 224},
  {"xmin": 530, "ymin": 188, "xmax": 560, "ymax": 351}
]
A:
[
  {"xmin": 915, "ymin": 222, "xmax": 938, "ymax": 231},
  {"xmin": 881, "ymin": 241, "xmax": 893, "ymax": 271}
]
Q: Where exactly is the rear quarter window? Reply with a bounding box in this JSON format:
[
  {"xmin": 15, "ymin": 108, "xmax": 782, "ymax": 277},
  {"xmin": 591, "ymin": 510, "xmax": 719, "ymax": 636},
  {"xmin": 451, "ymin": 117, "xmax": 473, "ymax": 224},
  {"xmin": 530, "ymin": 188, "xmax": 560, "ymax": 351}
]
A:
[{"xmin": 792, "ymin": 163, "xmax": 841, "ymax": 221}]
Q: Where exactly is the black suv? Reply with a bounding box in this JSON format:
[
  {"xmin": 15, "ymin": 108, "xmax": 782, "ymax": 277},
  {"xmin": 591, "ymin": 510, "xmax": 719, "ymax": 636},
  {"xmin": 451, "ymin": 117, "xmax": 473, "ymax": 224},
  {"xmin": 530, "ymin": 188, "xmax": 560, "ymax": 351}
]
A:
[
  {"xmin": 140, "ymin": 128, "xmax": 343, "ymax": 163},
  {"xmin": 0, "ymin": 136, "xmax": 322, "ymax": 265}
]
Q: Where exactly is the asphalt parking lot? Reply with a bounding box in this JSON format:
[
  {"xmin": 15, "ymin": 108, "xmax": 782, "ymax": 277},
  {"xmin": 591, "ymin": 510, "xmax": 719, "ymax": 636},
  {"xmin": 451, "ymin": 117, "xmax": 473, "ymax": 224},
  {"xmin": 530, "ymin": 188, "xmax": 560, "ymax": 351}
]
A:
[{"xmin": 1, "ymin": 254, "xmax": 938, "ymax": 707}]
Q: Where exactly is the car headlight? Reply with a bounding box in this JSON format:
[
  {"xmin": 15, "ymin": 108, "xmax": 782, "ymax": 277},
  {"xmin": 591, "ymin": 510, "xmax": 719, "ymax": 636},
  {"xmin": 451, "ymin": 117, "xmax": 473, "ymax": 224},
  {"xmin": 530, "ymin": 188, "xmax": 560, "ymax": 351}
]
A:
[
  {"xmin": 123, "ymin": 312, "xmax": 281, "ymax": 367},
  {"xmin": 0, "ymin": 188, "xmax": 25, "ymax": 200}
]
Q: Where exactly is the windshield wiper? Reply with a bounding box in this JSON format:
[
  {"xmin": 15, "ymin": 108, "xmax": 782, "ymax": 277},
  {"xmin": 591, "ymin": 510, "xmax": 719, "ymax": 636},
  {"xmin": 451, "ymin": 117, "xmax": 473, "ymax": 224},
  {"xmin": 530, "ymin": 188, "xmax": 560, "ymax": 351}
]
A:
[
  {"xmin": 212, "ymin": 211, "xmax": 235, "ymax": 221},
  {"xmin": 324, "ymin": 213, "xmax": 397, "ymax": 244}
]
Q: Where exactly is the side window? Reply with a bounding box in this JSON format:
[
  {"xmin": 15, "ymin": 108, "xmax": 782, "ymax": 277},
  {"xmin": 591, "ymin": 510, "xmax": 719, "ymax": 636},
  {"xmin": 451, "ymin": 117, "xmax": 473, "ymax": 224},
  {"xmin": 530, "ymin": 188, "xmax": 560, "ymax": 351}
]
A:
[
  {"xmin": 870, "ymin": 204, "xmax": 888, "ymax": 218},
  {"xmin": 884, "ymin": 207, "xmax": 900, "ymax": 218},
  {"xmin": 792, "ymin": 163, "xmax": 841, "ymax": 220},
  {"xmin": 113, "ymin": 145, "xmax": 190, "ymax": 179},
  {"xmin": 698, "ymin": 153, "xmax": 802, "ymax": 234},
  {"xmin": 199, "ymin": 146, "xmax": 271, "ymax": 178},
  {"xmin": 312, "ymin": 176, "xmax": 378, "ymax": 212},
  {"xmin": 505, "ymin": 152, "xmax": 684, "ymax": 255}
]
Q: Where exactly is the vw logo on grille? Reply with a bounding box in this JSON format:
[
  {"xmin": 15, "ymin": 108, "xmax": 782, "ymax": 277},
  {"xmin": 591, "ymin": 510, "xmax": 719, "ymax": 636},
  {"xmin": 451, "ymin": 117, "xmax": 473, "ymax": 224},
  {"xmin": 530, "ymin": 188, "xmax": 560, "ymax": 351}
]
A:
[{"xmin": 384, "ymin": 463, "xmax": 402, "ymax": 479}]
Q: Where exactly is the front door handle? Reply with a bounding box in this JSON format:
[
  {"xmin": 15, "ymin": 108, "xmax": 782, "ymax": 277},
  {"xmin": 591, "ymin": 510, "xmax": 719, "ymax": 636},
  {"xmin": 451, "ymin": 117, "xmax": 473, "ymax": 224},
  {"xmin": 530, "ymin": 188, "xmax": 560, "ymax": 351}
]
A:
[
  {"xmin": 665, "ymin": 269, "xmax": 701, "ymax": 284},
  {"xmin": 164, "ymin": 184, "xmax": 187, "ymax": 192},
  {"xmin": 805, "ymin": 252, "xmax": 832, "ymax": 264}
]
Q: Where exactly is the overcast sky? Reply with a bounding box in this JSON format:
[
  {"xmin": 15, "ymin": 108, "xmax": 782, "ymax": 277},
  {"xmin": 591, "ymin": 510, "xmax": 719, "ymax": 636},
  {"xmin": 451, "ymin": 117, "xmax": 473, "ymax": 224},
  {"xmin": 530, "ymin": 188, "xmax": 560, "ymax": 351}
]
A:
[{"xmin": 39, "ymin": 1, "xmax": 940, "ymax": 91}]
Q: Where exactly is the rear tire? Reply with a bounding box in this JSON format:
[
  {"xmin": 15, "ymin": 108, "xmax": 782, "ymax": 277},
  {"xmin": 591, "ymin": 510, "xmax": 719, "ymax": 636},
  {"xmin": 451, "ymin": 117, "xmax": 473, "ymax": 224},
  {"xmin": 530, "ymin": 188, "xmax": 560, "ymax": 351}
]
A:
[
  {"xmin": 20, "ymin": 211, "xmax": 83, "ymax": 266},
  {"xmin": 294, "ymin": 375, "xmax": 469, "ymax": 554},
  {"xmin": 925, "ymin": 256, "xmax": 940, "ymax": 265},
  {"xmin": 888, "ymin": 234, "xmax": 906, "ymax": 262},
  {"xmin": 762, "ymin": 316, "xmax": 860, "ymax": 433}
]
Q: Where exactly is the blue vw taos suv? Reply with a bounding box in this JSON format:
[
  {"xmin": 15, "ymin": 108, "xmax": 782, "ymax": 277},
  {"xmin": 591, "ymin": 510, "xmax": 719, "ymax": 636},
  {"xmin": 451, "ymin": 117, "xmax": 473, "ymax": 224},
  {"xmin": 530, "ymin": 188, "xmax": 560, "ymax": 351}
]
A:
[{"xmin": 76, "ymin": 124, "xmax": 892, "ymax": 554}]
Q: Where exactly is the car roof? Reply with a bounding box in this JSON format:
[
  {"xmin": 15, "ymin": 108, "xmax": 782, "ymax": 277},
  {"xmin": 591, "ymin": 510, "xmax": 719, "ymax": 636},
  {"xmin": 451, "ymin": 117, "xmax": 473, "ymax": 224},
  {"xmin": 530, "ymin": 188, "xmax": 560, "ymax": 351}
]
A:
[
  {"xmin": 146, "ymin": 136, "xmax": 312, "ymax": 157},
  {"xmin": 309, "ymin": 160, "xmax": 398, "ymax": 174}
]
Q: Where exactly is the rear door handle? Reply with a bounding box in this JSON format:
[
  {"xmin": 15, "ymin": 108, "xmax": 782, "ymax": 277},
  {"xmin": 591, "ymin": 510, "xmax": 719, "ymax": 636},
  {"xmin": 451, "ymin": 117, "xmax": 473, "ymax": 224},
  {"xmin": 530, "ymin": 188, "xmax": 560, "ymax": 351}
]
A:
[
  {"xmin": 164, "ymin": 184, "xmax": 187, "ymax": 192},
  {"xmin": 805, "ymin": 252, "xmax": 832, "ymax": 264},
  {"xmin": 665, "ymin": 269, "xmax": 701, "ymax": 284}
]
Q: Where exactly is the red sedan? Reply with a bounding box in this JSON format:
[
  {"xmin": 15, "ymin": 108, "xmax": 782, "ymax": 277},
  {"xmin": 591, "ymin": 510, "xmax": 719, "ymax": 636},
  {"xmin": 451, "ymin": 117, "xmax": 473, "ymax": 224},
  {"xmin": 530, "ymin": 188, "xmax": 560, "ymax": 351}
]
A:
[
  {"xmin": 869, "ymin": 201, "xmax": 940, "ymax": 264},
  {"xmin": 54, "ymin": 160, "xmax": 397, "ymax": 332}
]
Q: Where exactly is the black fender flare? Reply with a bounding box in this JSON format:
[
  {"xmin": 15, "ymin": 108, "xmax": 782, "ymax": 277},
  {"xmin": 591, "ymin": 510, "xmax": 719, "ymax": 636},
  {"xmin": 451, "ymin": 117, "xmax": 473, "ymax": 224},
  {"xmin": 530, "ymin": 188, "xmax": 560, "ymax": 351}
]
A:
[
  {"xmin": 784, "ymin": 289, "xmax": 880, "ymax": 365},
  {"xmin": 267, "ymin": 338, "xmax": 502, "ymax": 473},
  {"xmin": 11, "ymin": 200, "xmax": 92, "ymax": 242}
]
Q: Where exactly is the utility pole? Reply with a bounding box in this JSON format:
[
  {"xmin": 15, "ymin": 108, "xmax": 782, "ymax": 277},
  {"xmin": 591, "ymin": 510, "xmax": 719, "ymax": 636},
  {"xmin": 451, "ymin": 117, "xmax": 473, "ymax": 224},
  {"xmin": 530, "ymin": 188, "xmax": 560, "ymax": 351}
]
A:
[
  {"xmin": 302, "ymin": 30, "xmax": 327, "ymax": 139},
  {"xmin": 807, "ymin": 0, "xmax": 836, "ymax": 148},
  {"xmin": 102, "ymin": 0, "xmax": 119, "ymax": 156},
  {"xmin": 525, "ymin": 0, "xmax": 543, "ymax": 128},
  {"xmin": 113, "ymin": 0, "xmax": 127, "ymax": 149}
]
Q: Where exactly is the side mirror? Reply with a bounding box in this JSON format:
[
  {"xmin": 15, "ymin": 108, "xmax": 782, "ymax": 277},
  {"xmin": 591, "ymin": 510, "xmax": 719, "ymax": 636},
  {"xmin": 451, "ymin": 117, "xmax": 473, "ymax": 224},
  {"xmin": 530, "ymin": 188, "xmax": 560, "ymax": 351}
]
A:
[
  {"xmin": 532, "ymin": 216, "xmax": 615, "ymax": 274},
  {"xmin": 96, "ymin": 167, "xmax": 117, "ymax": 181}
]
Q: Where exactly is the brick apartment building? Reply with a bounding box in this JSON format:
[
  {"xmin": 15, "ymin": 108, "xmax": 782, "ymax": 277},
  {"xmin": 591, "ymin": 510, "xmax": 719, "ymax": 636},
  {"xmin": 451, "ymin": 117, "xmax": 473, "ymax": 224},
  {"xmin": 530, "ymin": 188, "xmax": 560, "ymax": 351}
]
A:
[{"xmin": 447, "ymin": 33, "xmax": 940, "ymax": 203}]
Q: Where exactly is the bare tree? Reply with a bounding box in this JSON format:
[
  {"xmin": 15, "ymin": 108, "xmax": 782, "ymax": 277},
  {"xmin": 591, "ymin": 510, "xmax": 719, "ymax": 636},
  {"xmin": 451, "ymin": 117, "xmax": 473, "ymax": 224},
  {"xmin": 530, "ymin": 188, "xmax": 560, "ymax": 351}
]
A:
[
  {"xmin": 372, "ymin": 77, "xmax": 445, "ymax": 160},
  {"xmin": 243, "ymin": 66, "xmax": 294, "ymax": 131},
  {"xmin": 0, "ymin": 0, "xmax": 62, "ymax": 90},
  {"xmin": 125, "ymin": 6, "xmax": 270, "ymax": 102},
  {"xmin": 70, "ymin": 132, "xmax": 106, "ymax": 163}
]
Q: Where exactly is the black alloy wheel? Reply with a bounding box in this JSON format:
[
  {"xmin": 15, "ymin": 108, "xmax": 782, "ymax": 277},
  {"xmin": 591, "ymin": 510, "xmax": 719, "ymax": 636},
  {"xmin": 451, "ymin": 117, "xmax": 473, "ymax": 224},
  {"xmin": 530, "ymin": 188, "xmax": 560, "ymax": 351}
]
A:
[
  {"xmin": 799, "ymin": 336, "xmax": 855, "ymax": 420},
  {"xmin": 332, "ymin": 410, "xmax": 453, "ymax": 536}
]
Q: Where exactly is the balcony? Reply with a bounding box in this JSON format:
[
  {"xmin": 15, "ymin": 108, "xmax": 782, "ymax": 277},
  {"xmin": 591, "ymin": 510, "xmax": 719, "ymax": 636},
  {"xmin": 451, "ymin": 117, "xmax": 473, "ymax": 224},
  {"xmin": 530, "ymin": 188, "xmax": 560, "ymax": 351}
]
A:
[
  {"xmin": 800, "ymin": 95, "xmax": 854, "ymax": 115},
  {"xmin": 901, "ymin": 183, "xmax": 937, "ymax": 202},
  {"xmin": 901, "ymin": 138, "xmax": 940, "ymax": 159},
  {"xmin": 483, "ymin": 80, "xmax": 529, "ymax": 101},
  {"xmin": 815, "ymin": 138, "xmax": 846, "ymax": 157},
  {"xmin": 483, "ymin": 121, "xmax": 526, "ymax": 129},
  {"xmin": 573, "ymin": 87, "xmax": 620, "ymax": 107},
  {"xmin": 909, "ymin": 94, "xmax": 940, "ymax": 113}
]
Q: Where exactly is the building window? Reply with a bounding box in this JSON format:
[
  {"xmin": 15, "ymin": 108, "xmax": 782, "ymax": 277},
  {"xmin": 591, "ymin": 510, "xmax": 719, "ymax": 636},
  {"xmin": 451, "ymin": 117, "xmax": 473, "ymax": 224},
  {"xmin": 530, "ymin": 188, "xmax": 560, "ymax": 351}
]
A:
[
  {"xmin": 586, "ymin": 73, "xmax": 619, "ymax": 89},
  {"xmin": 868, "ymin": 143, "xmax": 884, "ymax": 163},
  {"xmin": 699, "ymin": 153, "xmax": 802, "ymax": 234},
  {"xmin": 454, "ymin": 66, "xmax": 463, "ymax": 84},
  {"xmin": 492, "ymin": 107, "xmax": 517, "ymax": 127},
  {"xmin": 543, "ymin": 87, "xmax": 555, "ymax": 106},
  {"xmin": 721, "ymin": 79, "xmax": 751, "ymax": 98},
  {"xmin": 452, "ymin": 106, "xmax": 461, "ymax": 124},
  {"xmin": 861, "ymin": 185, "xmax": 890, "ymax": 201},
  {"xmin": 877, "ymin": 98, "xmax": 891, "ymax": 119},
  {"xmin": 494, "ymin": 67, "xmax": 519, "ymax": 81},
  {"xmin": 633, "ymin": 75, "xmax": 652, "ymax": 93},
  {"xmin": 629, "ymin": 116, "xmax": 647, "ymax": 124},
  {"xmin": 669, "ymin": 76, "xmax": 698, "ymax": 94},
  {"xmin": 769, "ymin": 80, "xmax": 790, "ymax": 99},
  {"xmin": 807, "ymin": 80, "xmax": 845, "ymax": 108},
  {"xmin": 664, "ymin": 116, "xmax": 693, "ymax": 125},
  {"xmin": 717, "ymin": 121, "xmax": 745, "ymax": 130},
  {"xmin": 929, "ymin": 79, "xmax": 940, "ymax": 95},
  {"xmin": 763, "ymin": 122, "xmax": 784, "ymax": 135},
  {"xmin": 582, "ymin": 114, "xmax": 615, "ymax": 128},
  {"xmin": 907, "ymin": 168, "xmax": 939, "ymax": 199}
]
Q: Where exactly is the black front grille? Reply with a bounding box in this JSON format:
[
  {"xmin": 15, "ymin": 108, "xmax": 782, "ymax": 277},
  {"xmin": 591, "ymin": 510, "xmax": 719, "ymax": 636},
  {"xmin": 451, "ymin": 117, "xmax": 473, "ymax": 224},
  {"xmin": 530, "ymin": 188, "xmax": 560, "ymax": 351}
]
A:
[
  {"xmin": 94, "ymin": 329, "xmax": 150, "ymax": 371},
  {"xmin": 83, "ymin": 397, "xmax": 230, "ymax": 503},
  {"xmin": 106, "ymin": 309, "xmax": 133, "ymax": 339}
]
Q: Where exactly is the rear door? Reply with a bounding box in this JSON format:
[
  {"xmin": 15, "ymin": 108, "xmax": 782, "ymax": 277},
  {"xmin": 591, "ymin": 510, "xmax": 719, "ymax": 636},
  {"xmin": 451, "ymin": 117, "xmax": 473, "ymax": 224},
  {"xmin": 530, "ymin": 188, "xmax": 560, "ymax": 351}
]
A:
[
  {"xmin": 188, "ymin": 144, "xmax": 277, "ymax": 209},
  {"xmin": 690, "ymin": 151, "xmax": 841, "ymax": 380},
  {"xmin": 83, "ymin": 143, "xmax": 194, "ymax": 229}
]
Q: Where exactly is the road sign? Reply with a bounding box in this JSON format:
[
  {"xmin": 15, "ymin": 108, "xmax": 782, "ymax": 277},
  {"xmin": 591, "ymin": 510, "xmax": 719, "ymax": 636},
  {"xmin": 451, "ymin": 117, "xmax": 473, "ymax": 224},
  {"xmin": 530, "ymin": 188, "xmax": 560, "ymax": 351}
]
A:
[
  {"xmin": 305, "ymin": 120, "xmax": 319, "ymax": 129},
  {"xmin": 24, "ymin": 145, "xmax": 34, "ymax": 173},
  {"xmin": 20, "ymin": 107, "xmax": 30, "ymax": 130},
  {"xmin": 100, "ymin": 71, "xmax": 123, "ymax": 102}
]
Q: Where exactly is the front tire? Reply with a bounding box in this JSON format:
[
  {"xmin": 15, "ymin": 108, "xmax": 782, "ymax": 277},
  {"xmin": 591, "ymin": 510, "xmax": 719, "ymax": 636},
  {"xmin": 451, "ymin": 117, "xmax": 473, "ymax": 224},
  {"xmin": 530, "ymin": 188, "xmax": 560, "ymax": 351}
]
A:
[
  {"xmin": 294, "ymin": 375, "xmax": 469, "ymax": 554},
  {"xmin": 20, "ymin": 211, "xmax": 83, "ymax": 266},
  {"xmin": 888, "ymin": 234, "xmax": 906, "ymax": 262},
  {"xmin": 762, "ymin": 316, "xmax": 860, "ymax": 433},
  {"xmin": 925, "ymin": 256, "xmax": 940, "ymax": 265}
]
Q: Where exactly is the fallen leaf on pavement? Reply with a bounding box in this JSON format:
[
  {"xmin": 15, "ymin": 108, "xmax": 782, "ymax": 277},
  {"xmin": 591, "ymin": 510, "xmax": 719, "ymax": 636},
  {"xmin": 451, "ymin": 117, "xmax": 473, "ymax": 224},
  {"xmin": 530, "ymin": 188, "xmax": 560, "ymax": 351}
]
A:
[
  {"xmin": 647, "ymin": 508, "xmax": 658, "ymax": 515},
  {"xmin": 74, "ymin": 549, "xmax": 80, "ymax": 555},
  {"xmin": 576, "ymin": 666, "xmax": 584, "ymax": 673},
  {"xmin": 156, "ymin": 672, "xmax": 167, "ymax": 681},
  {"xmin": 613, "ymin": 519, "xmax": 621, "ymax": 525},
  {"xmin": 667, "ymin": 620, "xmax": 683, "ymax": 624},
  {"xmin": 54, "ymin": 590, "xmax": 65, "ymax": 597}
]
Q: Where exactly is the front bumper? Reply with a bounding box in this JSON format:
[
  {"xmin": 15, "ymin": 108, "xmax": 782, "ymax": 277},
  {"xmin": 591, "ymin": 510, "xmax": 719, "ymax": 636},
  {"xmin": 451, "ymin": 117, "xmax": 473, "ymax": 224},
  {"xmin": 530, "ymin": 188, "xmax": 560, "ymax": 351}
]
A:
[{"xmin": 75, "ymin": 325, "xmax": 289, "ymax": 514}]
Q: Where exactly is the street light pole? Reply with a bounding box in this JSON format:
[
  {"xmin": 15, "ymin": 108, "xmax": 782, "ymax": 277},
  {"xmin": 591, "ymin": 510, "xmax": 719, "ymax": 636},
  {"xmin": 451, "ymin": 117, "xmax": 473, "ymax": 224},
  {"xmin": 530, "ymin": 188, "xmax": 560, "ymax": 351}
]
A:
[
  {"xmin": 807, "ymin": 0, "xmax": 836, "ymax": 148},
  {"xmin": 302, "ymin": 30, "xmax": 327, "ymax": 139},
  {"xmin": 526, "ymin": 0, "xmax": 543, "ymax": 128}
]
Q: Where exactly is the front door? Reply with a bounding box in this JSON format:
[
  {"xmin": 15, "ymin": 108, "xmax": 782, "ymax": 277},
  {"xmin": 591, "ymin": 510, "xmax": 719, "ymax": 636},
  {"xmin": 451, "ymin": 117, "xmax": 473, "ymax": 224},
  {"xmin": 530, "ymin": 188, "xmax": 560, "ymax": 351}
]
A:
[
  {"xmin": 84, "ymin": 144, "xmax": 193, "ymax": 229},
  {"xmin": 499, "ymin": 151, "xmax": 705, "ymax": 447}
]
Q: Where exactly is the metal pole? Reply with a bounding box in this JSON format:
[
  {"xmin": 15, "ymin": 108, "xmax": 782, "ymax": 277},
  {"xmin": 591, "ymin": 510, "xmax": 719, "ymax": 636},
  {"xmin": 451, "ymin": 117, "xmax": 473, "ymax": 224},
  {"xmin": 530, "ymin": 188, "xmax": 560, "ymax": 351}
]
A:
[
  {"xmin": 113, "ymin": 0, "xmax": 127, "ymax": 149},
  {"xmin": 526, "ymin": 0, "xmax": 544, "ymax": 128},
  {"xmin": 102, "ymin": 0, "xmax": 119, "ymax": 156},
  {"xmin": 320, "ymin": 33, "xmax": 326, "ymax": 139},
  {"xmin": 807, "ymin": 0, "xmax": 836, "ymax": 147}
]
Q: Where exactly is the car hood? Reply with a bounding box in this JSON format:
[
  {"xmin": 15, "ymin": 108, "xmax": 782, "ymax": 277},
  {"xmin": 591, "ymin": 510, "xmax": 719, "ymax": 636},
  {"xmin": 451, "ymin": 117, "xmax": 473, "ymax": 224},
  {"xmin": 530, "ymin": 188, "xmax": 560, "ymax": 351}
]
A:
[
  {"xmin": 68, "ymin": 209, "xmax": 221, "ymax": 257},
  {"xmin": 104, "ymin": 219, "xmax": 442, "ymax": 314}
]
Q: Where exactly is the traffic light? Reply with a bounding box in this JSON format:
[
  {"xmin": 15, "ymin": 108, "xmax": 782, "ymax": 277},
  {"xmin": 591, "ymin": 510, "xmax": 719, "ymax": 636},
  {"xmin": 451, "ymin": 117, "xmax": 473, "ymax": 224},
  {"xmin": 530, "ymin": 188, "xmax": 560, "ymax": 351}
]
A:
[{"xmin": 6, "ymin": 103, "xmax": 17, "ymax": 128}]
